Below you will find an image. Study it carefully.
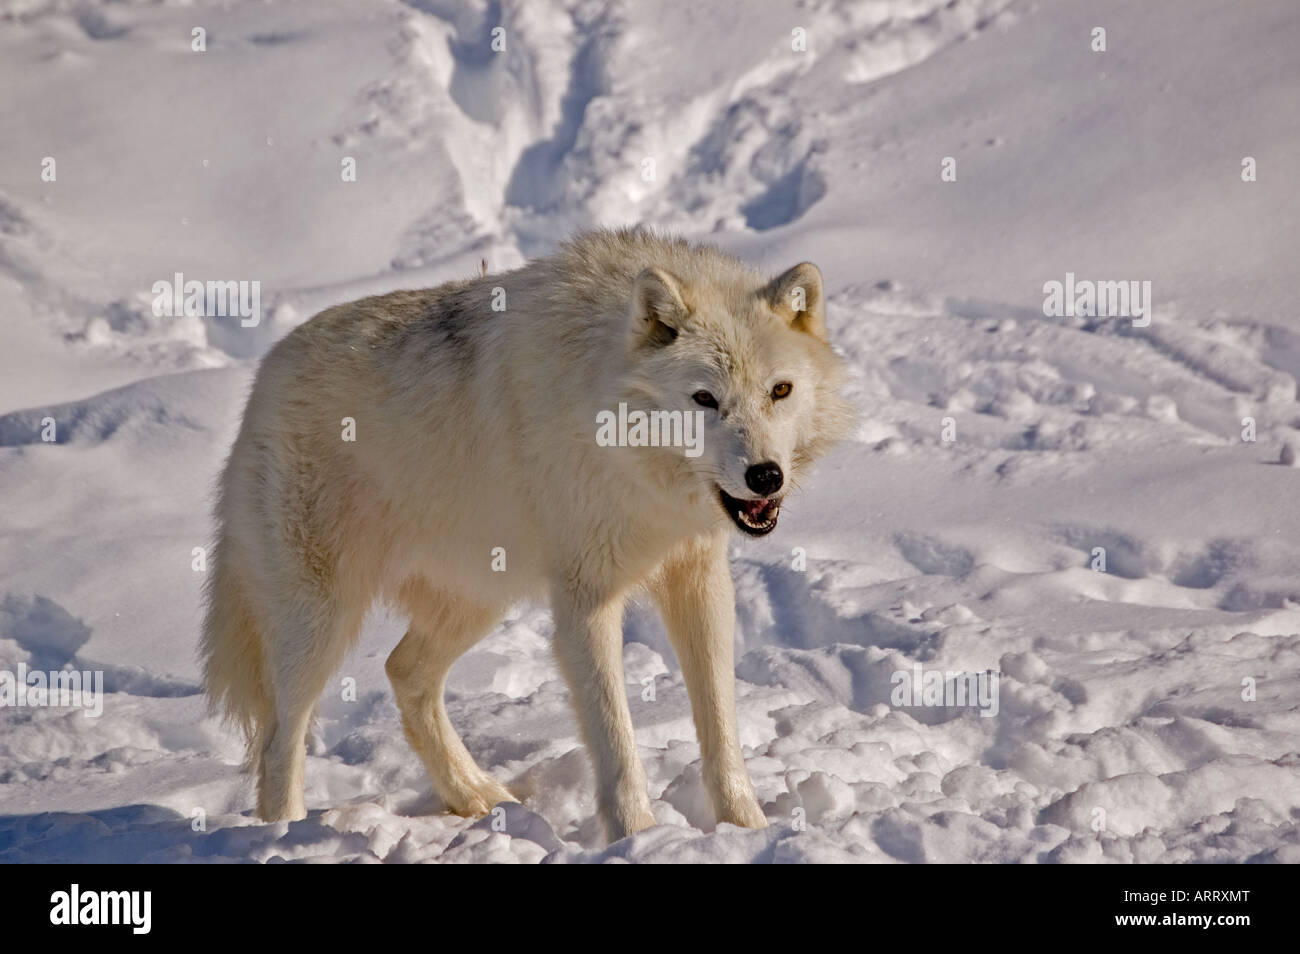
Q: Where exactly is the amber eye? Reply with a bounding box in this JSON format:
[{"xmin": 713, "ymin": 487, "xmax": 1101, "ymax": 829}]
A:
[
  {"xmin": 693, "ymin": 390, "xmax": 719, "ymax": 409},
  {"xmin": 771, "ymin": 382, "xmax": 793, "ymax": 400}
]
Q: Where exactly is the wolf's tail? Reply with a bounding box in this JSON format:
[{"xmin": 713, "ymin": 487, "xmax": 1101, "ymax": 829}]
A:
[{"xmin": 200, "ymin": 540, "xmax": 271, "ymax": 770}]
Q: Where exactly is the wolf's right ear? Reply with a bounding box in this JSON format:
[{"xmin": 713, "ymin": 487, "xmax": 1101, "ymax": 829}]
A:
[{"xmin": 630, "ymin": 267, "xmax": 689, "ymax": 348}]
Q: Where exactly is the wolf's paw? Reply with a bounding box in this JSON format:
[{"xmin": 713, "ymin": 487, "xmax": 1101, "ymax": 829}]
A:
[
  {"xmin": 256, "ymin": 803, "xmax": 308, "ymax": 824},
  {"xmin": 443, "ymin": 774, "xmax": 518, "ymax": 818},
  {"xmin": 629, "ymin": 806, "xmax": 657, "ymax": 833},
  {"xmin": 718, "ymin": 799, "xmax": 768, "ymax": 829},
  {"xmin": 256, "ymin": 787, "xmax": 308, "ymax": 824},
  {"xmin": 604, "ymin": 803, "xmax": 657, "ymax": 841}
]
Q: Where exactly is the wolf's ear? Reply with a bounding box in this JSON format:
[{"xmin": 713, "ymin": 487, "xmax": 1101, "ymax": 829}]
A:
[
  {"xmin": 766, "ymin": 262, "xmax": 826, "ymax": 340},
  {"xmin": 630, "ymin": 267, "xmax": 689, "ymax": 348}
]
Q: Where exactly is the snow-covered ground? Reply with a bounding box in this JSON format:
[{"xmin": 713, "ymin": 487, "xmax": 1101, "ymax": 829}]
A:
[{"xmin": 1, "ymin": 0, "xmax": 1298, "ymax": 862}]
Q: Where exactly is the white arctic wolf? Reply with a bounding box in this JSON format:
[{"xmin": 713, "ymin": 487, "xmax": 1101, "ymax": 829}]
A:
[{"xmin": 201, "ymin": 228, "xmax": 853, "ymax": 840}]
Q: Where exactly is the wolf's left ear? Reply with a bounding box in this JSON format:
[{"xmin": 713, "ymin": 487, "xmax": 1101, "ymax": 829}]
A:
[
  {"xmin": 630, "ymin": 267, "xmax": 690, "ymax": 348},
  {"xmin": 766, "ymin": 262, "xmax": 826, "ymax": 340}
]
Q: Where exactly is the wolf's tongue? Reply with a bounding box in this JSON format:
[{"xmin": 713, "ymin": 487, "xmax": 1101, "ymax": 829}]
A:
[{"xmin": 743, "ymin": 498, "xmax": 770, "ymax": 516}]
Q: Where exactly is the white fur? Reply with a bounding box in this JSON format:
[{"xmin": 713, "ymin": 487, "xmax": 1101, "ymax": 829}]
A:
[{"xmin": 200, "ymin": 228, "xmax": 854, "ymax": 840}]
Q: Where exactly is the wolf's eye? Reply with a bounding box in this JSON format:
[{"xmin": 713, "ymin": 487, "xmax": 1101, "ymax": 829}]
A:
[
  {"xmin": 692, "ymin": 390, "xmax": 719, "ymax": 409},
  {"xmin": 771, "ymin": 381, "xmax": 793, "ymax": 400}
]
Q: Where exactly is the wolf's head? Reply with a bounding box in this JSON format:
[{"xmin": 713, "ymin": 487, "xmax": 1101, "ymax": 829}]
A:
[{"xmin": 620, "ymin": 256, "xmax": 855, "ymax": 537}]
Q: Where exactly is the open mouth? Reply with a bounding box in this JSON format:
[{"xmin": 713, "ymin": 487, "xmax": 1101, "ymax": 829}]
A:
[{"xmin": 717, "ymin": 486, "xmax": 782, "ymax": 536}]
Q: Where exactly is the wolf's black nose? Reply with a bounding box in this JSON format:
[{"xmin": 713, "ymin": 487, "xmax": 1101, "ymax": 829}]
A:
[{"xmin": 745, "ymin": 461, "xmax": 783, "ymax": 496}]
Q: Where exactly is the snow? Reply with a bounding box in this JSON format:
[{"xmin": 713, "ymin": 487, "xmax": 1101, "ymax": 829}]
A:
[{"xmin": 1, "ymin": 0, "xmax": 1298, "ymax": 863}]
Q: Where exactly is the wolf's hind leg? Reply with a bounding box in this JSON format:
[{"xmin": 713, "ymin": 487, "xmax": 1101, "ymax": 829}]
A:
[
  {"xmin": 257, "ymin": 595, "xmax": 365, "ymax": 822},
  {"xmin": 386, "ymin": 578, "xmax": 515, "ymax": 817}
]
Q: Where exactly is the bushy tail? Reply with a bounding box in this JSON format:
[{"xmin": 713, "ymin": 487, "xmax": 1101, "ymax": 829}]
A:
[{"xmin": 200, "ymin": 542, "xmax": 271, "ymax": 771}]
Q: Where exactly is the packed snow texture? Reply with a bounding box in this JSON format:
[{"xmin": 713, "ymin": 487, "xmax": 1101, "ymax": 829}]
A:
[{"xmin": 1, "ymin": 0, "xmax": 1299, "ymax": 862}]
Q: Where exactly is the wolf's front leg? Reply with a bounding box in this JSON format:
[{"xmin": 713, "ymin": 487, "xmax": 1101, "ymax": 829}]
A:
[
  {"xmin": 550, "ymin": 585, "xmax": 656, "ymax": 841},
  {"xmin": 653, "ymin": 533, "xmax": 766, "ymax": 829}
]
